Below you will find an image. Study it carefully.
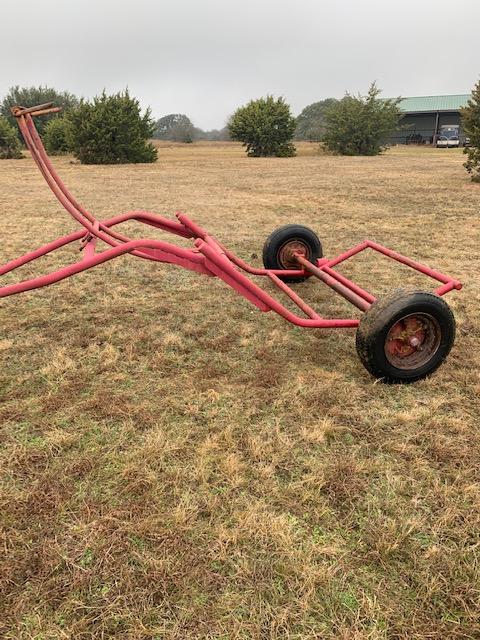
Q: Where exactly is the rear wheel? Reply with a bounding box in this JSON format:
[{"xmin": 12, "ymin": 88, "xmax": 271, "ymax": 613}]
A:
[
  {"xmin": 262, "ymin": 224, "xmax": 322, "ymax": 282},
  {"xmin": 355, "ymin": 289, "xmax": 456, "ymax": 383}
]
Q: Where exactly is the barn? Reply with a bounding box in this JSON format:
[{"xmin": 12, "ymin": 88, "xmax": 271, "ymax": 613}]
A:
[{"xmin": 389, "ymin": 94, "xmax": 470, "ymax": 145}]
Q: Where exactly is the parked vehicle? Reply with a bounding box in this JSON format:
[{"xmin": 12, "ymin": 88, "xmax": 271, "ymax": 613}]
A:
[
  {"xmin": 463, "ymin": 137, "xmax": 471, "ymax": 147},
  {"xmin": 447, "ymin": 136, "xmax": 460, "ymax": 148},
  {"xmin": 436, "ymin": 136, "xmax": 448, "ymax": 148}
]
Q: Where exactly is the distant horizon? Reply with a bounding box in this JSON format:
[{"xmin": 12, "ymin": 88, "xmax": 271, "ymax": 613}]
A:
[
  {"xmin": 2, "ymin": 86, "xmax": 473, "ymax": 133},
  {"xmin": 156, "ymin": 90, "xmax": 474, "ymax": 130}
]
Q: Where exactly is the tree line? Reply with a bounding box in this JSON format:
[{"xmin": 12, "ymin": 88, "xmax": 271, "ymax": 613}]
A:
[
  {"xmin": 0, "ymin": 81, "xmax": 479, "ymax": 182},
  {"xmin": 153, "ymin": 113, "xmax": 230, "ymax": 143},
  {"xmin": 0, "ymin": 86, "xmax": 157, "ymax": 163}
]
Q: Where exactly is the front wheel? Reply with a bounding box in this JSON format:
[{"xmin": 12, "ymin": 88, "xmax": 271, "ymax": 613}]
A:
[
  {"xmin": 355, "ymin": 289, "xmax": 456, "ymax": 383},
  {"xmin": 262, "ymin": 224, "xmax": 323, "ymax": 282}
]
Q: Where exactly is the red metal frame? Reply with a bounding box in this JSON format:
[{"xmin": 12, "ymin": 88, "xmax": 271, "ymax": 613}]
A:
[{"xmin": 0, "ymin": 103, "xmax": 462, "ymax": 330}]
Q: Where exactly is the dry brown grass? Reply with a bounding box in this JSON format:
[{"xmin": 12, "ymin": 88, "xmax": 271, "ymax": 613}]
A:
[{"xmin": 0, "ymin": 142, "xmax": 479, "ymax": 639}]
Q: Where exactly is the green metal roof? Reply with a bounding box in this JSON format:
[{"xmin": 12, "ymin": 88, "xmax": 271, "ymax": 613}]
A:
[{"xmin": 398, "ymin": 94, "xmax": 470, "ymax": 113}]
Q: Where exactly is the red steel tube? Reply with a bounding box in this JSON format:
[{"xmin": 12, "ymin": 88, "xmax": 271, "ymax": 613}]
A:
[
  {"xmin": 320, "ymin": 265, "xmax": 377, "ymax": 304},
  {"xmin": 267, "ymin": 272, "xmax": 321, "ymax": 319},
  {"xmin": 0, "ymin": 237, "xmax": 212, "ymax": 299},
  {"xmin": 13, "ymin": 102, "xmax": 56, "ymax": 115},
  {"xmin": 295, "ymin": 254, "xmax": 371, "ymax": 312},
  {"xmin": 22, "ymin": 115, "xmax": 94, "ymax": 225},
  {"xmin": 176, "ymin": 212, "xmax": 207, "ymax": 239},
  {"xmin": 19, "ymin": 116, "xmax": 194, "ymax": 254},
  {"xmin": 219, "ymin": 241, "xmax": 308, "ymax": 278},
  {"xmin": 320, "ymin": 239, "xmax": 461, "ymax": 298},
  {"xmin": 435, "ymin": 282, "xmax": 458, "ymax": 296},
  {"xmin": 23, "ymin": 115, "xmax": 193, "ymax": 249},
  {"xmin": 365, "ymin": 240, "xmax": 462, "ymax": 289},
  {"xmin": 324, "ymin": 241, "xmax": 370, "ymax": 267},
  {"xmin": 0, "ymin": 210, "xmax": 195, "ymax": 279},
  {"xmin": 196, "ymin": 240, "xmax": 359, "ymax": 327},
  {"xmin": 0, "ymin": 229, "xmax": 85, "ymax": 277},
  {"xmin": 175, "ymin": 213, "xmax": 312, "ymax": 279}
]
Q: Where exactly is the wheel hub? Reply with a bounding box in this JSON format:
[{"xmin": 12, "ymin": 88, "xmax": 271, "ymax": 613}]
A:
[
  {"xmin": 278, "ymin": 240, "xmax": 310, "ymax": 269},
  {"xmin": 385, "ymin": 313, "xmax": 441, "ymax": 370}
]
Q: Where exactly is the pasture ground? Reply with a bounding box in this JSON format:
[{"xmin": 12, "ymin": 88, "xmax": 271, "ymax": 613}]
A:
[{"xmin": 0, "ymin": 142, "xmax": 479, "ymax": 639}]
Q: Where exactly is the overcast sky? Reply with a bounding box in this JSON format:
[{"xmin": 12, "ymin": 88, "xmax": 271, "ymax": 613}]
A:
[{"xmin": 1, "ymin": 0, "xmax": 479, "ymax": 130}]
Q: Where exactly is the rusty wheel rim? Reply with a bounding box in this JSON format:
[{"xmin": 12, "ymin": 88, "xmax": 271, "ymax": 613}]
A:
[
  {"xmin": 385, "ymin": 313, "xmax": 441, "ymax": 370},
  {"xmin": 277, "ymin": 239, "xmax": 311, "ymax": 269}
]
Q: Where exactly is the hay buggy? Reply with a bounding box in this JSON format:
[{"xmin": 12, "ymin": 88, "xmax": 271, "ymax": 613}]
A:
[{"xmin": 1, "ymin": 103, "xmax": 462, "ymax": 382}]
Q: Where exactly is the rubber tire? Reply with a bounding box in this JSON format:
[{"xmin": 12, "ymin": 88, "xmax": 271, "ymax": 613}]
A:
[
  {"xmin": 355, "ymin": 289, "xmax": 456, "ymax": 384},
  {"xmin": 262, "ymin": 224, "xmax": 323, "ymax": 282}
]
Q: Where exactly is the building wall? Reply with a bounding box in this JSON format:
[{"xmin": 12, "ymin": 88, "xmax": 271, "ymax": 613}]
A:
[{"xmin": 389, "ymin": 111, "xmax": 464, "ymax": 144}]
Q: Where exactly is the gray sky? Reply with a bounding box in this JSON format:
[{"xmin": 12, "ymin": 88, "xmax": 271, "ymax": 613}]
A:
[{"xmin": 1, "ymin": 0, "xmax": 479, "ymax": 130}]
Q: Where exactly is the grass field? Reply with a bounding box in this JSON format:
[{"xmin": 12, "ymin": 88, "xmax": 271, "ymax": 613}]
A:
[{"xmin": 0, "ymin": 142, "xmax": 479, "ymax": 639}]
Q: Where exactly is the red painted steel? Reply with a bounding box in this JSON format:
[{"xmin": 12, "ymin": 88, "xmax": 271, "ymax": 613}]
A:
[
  {"xmin": 0, "ymin": 103, "xmax": 462, "ymax": 333},
  {"xmin": 267, "ymin": 273, "xmax": 321, "ymax": 319},
  {"xmin": 295, "ymin": 255, "xmax": 372, "ymax": 312},
  {"xmin": 320, "ymin": 266, "xmax": 377, "ymax": 304}
]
